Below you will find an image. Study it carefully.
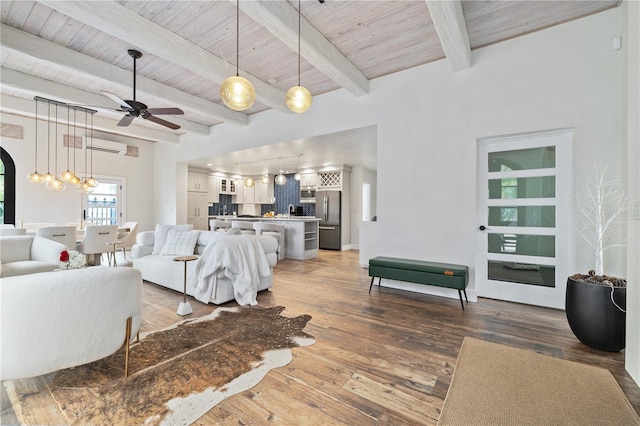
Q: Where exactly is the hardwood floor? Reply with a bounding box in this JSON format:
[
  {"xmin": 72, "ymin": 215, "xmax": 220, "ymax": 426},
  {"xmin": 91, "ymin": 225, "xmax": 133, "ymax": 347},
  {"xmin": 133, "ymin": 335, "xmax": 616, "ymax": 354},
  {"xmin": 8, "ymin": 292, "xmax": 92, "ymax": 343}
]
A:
[{"xmin": 3, "ymin": 249, "xmax": 639, "ymax": 424}]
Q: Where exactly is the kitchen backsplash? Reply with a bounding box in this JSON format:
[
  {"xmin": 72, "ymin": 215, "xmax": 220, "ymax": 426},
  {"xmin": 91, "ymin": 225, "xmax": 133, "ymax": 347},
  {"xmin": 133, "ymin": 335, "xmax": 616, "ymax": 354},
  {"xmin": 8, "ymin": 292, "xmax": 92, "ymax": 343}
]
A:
[
  {"xmin": 208, "ymin": 175, "xmax": 315, "ymax": 217},
  {"xmin": 262, "ymin": 174, "xmax": 315, "ymax": 216}
]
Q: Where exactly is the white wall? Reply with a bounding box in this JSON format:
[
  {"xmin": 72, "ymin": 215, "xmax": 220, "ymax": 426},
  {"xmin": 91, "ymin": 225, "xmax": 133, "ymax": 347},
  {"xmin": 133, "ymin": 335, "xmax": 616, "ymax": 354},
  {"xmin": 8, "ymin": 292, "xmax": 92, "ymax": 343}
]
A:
[
  {"xmin": 159, "ymin": 7, "xmax": 627, "ymax": 297},
  {"xmin": 624, "ymin": 0, "xmax": 640, "ymax": 385},
  {"xmin": 153, "ymin": 8, "xmax": 638, "ymax": 375},
  {"xmin": 0, "ymin": 112, "xmax": 157, "ymax": 231}
]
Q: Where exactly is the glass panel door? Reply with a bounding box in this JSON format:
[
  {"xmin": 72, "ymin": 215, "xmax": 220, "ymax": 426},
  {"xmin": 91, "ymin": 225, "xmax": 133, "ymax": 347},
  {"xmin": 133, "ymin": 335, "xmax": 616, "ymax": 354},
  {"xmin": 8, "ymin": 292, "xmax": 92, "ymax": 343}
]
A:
[
  {"xmin": 82, "ymin": 177, "xmax": 124, "ymax": 226},
  {"xmin": 477, "ymin": 130, "xmax": 572, "ymax": 309}
]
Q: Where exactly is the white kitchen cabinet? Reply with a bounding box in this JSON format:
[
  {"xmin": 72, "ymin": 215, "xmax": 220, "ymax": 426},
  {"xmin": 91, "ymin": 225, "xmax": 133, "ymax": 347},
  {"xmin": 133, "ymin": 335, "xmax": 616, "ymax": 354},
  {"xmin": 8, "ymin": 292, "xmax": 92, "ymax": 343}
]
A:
[
  {"xmin": 208, "ymin": 175, "xmax": 219, "ymax": 203},
  {"xmin": 242, "ymin": 185, "xmax": 255, "ymax": 203},
  {"xmin": 299, "ymin": 173, "xmax": 317, "ymax": 188},
  {"xmin": 254, "ymin": 177, "xmax": 274, "ymax": 204},
  {"xmin": 187, "ymin": 172, "xmax": 208, "ymax": 192},
  {"xmin": 187, "ymin": 192, "xmax": 209, "ymax": 230},
  {"xmin": 219, "ymin": 177, "xmax": 237, "ymax": 195}
]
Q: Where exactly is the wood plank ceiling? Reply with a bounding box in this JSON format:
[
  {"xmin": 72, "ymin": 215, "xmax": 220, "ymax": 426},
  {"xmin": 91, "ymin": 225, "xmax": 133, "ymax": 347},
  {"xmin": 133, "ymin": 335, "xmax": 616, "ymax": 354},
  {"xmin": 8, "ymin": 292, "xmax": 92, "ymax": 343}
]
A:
[{"xmin": 0, "ymin": 0, "xmax": 619, "ymax": 144}]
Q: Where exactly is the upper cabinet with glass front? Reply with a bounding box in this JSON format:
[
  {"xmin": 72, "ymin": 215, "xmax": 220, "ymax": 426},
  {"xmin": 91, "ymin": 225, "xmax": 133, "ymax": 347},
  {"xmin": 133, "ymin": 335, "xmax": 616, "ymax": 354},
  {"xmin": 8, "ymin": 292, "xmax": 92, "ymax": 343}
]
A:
[{"xmin": 219, "ymin": 177, "xmax": 237, "ymax": 195}]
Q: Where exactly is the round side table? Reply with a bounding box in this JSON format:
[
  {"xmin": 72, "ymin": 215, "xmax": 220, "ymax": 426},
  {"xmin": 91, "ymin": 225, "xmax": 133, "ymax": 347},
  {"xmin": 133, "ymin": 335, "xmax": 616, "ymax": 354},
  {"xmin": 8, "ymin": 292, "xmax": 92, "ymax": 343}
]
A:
[{"xmin": 173, "ymin": 255, "xmax": 198, "ymax": 316}]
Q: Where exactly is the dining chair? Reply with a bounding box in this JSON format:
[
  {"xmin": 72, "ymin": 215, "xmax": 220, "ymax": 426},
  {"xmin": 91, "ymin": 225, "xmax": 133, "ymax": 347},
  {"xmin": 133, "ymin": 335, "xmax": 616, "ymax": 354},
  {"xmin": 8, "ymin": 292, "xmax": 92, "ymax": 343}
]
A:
[
  {"xmin": 36, "ymin": 226, "xmax": 78, "ymax": 250},
  {"xmin": 117, "ymin": 222, "xmax": 139, "ymax": 260},
  {"xmin": 22, "ymin": 223, "xmax": 55, "ymax": 235},
  {"xmin": 76, "ymin": 225, "xmax": 119, "ymax": 266},
  {"xmin": 0, "ymin": 227, "xmax": 27, "ymax": 236}
]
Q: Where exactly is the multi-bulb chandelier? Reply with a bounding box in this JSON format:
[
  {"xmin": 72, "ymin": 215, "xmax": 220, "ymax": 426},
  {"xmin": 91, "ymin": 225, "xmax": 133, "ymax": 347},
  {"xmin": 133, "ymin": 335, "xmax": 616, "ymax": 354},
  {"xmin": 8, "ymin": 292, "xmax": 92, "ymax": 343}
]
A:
[{"xmin": 27, "ymin": 96, "xmax": 99, "ymax": 193}]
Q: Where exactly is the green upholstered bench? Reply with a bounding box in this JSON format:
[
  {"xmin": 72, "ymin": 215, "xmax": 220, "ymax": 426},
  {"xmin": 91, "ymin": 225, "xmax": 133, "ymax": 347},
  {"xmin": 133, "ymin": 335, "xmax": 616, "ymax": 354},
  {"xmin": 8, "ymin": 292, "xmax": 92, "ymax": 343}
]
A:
[{"xmin": 368, "ymin": 256, "xmax": 469, "ymax": 310}]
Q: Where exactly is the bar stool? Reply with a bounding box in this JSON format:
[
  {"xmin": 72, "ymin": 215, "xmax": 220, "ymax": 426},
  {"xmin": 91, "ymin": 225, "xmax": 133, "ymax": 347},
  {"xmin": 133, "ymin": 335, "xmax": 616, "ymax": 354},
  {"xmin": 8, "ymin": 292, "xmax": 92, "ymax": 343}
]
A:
[
  {"xmin": 210, "ymin": 220, "xmax": 232, "ymax": 231},
  {"xmin": 254, "ymin": 222, "xmax": 285, "ymax": 260},
  {"xmin": 231, "ymin": 221, "xmax": 256, "ymax": 234}
]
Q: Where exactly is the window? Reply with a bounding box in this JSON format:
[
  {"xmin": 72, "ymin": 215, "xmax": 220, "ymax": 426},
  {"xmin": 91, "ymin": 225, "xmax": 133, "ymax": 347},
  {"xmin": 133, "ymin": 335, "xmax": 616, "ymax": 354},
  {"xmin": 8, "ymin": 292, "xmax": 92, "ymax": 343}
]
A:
[{"xmin": 0, "ymin": 147, "xmax": 16, "ymax": 225}]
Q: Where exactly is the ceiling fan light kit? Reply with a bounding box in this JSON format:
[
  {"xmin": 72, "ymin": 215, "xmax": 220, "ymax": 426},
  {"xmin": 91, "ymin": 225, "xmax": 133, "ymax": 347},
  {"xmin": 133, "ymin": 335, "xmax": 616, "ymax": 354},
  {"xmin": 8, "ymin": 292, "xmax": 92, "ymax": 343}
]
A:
[{"xmin": 221, "ymin": 0, "xmax": 255, "ymax": 112}]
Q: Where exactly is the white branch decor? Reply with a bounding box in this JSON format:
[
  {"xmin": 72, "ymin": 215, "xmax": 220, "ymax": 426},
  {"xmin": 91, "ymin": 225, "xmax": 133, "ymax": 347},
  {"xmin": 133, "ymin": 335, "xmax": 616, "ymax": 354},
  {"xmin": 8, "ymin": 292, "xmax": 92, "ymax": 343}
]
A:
[{"xmin": 574, "ymin": 164, "xmax": 627, "ymax": 275}]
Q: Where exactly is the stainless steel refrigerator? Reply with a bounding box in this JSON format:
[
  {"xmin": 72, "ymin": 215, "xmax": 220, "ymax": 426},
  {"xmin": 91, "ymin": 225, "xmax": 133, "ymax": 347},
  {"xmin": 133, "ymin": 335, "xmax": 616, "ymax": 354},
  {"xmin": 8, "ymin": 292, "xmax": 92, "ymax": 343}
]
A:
[{"xmin": 316, "ymin": 190, "xmax": 341, "ymax": 250}]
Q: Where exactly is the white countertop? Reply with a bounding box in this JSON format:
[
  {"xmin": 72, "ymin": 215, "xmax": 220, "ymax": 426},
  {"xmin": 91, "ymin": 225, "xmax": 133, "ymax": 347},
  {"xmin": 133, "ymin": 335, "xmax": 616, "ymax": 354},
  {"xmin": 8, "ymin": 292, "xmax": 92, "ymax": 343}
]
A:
[{"xmin": 208, "ymin": 215, "xmax": 320, "ymax": 222}]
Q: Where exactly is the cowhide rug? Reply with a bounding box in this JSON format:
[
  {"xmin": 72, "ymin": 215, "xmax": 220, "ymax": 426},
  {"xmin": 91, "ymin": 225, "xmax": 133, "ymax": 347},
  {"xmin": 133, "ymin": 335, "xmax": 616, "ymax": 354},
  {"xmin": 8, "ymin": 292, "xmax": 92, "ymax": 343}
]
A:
[{"xmin": 50, "ymin": 306, "xmax": 314, "ymax": 425}]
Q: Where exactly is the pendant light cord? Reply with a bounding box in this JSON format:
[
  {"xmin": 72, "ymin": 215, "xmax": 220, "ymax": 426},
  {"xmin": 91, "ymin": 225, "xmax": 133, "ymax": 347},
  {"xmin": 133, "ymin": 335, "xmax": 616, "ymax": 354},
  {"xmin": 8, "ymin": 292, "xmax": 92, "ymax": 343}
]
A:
[
  {"xmin": 54, "ymin": 105, "xmax": 58, "ymax": 176},
  {"xmin": 298, "ymin": 0, "xmax": 301, "ymax": 86},
  {"xmin": 236, "ymin": 0, "xmax": 240, "ymax": 77},
  {"xmin": 90, "ymin": 113, "xmax": 94, "ymax": 178},
  {"xmin": 34, "ymin": 98, "xmax": 38, "ymax": 171},
  {"xmin": 66, "ymin": 106, "xmax": 71, "ymax": 171},
  {"xmin": 46, "ymin": 100, "xmax": 51, "ymax": 174}
]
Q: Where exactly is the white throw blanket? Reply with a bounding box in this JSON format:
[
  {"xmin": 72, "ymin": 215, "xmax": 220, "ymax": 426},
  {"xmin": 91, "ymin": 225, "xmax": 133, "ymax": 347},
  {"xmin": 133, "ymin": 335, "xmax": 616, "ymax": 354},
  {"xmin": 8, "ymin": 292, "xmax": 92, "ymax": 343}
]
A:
[{"xmin": 191, "ymin": 235, "xmax": 271, "ymax": 306}]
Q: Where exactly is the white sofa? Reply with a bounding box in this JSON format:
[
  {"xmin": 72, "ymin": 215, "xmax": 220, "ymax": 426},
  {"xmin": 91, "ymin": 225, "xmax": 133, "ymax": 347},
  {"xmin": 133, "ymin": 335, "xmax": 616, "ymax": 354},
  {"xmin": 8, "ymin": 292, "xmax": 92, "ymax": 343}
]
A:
[
  {"xmin": 0, "ymin": 235, "xmax": 67, "ymax": 278},
  {"xmin": 131, "ymin": 226, "xmax": 278, "ymax": 305},
  {"xmin": 0, "ymin": 267, "xmax": 143, "ymax": 380}
]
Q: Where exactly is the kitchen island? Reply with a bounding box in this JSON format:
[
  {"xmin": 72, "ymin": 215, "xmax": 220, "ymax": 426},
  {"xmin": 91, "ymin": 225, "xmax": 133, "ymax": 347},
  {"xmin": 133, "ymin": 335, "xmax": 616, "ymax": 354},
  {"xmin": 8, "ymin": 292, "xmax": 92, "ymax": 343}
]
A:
[{"xmin": 209, "ymin": 216, "xmax": 320, "ymax": 260}]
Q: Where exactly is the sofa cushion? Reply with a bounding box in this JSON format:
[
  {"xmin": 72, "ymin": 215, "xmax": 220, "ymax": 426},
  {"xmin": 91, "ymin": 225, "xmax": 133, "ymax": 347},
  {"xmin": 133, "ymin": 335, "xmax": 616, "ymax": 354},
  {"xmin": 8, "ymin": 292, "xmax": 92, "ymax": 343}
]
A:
[
  {"xmin": 1, "ymin": 261, "xmax": 58, "ymax": 278},
  {"xmin": 160, "ymin": 229, "xmax": 199, "ymax": 256},
  {"xmin": 152, "ymin": 224, "xmax": 193, "ymax": 254},
  {"xmin": 1, "ymin": 236, "xmax": 34, "ymax": 264}
]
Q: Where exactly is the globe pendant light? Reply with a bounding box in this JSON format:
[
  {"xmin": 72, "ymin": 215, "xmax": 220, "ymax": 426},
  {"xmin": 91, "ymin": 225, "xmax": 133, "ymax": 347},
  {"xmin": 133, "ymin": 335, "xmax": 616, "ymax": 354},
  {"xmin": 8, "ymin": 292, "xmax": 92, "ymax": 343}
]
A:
[
  {"xmin": 27, "ymin": 98, "xmax": 44, "ymax": 184},
  {"xmin": 244, "ymin": 177, "xmax": 255, "ymax": 188},
  {"xmin": 275, "ymin": 172, "xmax": 287, "ymax": 186},
  {"xmin": 60, "ymin": 105, "xmax": 77, "ymax": 183},
  {"xmin": 220, "ymin": 0, "xmax": 255, "ymax": 111},
  {"xmin": 85, "ymin": 113, "xmax": 99, "ymax": 188},
  {"xmin": 261, "ymin": 160, "xmax": 269, "ymax": 184},
  {"xmin": 286, "ymin": 0, "xmax": 312, "ymax": 113},
  {"xmin": 70, "ymin": 109, "xmax": 81, "ymax": 186},
  {"xmin": 78, "ymin": 110, "xmax": 95, "ymax": 194},
  {"xmin": 42, "ymin": 100, "xmax": 56, "ymax": 184},
  {"xmin": 46, "ymin": 104, "xmax": 66, "ymax": 191}
]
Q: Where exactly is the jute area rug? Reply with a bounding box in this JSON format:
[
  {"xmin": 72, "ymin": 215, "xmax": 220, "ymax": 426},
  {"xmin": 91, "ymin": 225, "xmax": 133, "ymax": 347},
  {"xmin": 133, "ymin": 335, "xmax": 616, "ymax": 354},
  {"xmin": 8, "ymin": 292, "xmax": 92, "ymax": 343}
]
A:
[
  {"xmin": 438, "ymin": 337, "xmax": 640, "ymax": 425},
  {"xmin": 46, "ymin": 306, "xmax": 314, "ymax": 425}
]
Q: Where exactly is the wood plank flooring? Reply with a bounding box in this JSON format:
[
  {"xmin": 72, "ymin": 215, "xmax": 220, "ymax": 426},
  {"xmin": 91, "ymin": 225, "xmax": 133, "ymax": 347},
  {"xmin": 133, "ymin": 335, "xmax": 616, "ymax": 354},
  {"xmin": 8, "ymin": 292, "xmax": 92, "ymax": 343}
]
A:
[{"xmin": 3, "ymin": 249, "xmax": 639, "ymax": 424}]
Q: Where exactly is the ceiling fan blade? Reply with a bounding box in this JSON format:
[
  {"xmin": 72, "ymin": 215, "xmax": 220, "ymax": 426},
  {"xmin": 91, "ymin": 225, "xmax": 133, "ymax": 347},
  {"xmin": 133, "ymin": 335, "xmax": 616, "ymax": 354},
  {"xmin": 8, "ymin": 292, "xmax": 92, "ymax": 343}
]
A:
[
  {"xmin": 101, "ymin": 90, "xmax": 133, "ymax": 110},
  {"xmin": 144, "ymin": 114, "xmax": 181, "ymax": 130},
  {"xmin": 117, "ymin": 114, "xmax": 135, "ymax": 127},
  {"xmin": 145, "ymin": 107, "xmax": 184, "ymax": 116}
]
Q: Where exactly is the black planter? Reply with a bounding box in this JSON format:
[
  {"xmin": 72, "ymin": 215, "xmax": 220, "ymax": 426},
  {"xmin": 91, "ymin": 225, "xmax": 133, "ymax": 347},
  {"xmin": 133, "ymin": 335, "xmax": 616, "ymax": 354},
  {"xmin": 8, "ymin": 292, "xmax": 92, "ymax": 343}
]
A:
[{"xmin": 565, "ymin": 277, "xmax": 626, "ymax": 352}]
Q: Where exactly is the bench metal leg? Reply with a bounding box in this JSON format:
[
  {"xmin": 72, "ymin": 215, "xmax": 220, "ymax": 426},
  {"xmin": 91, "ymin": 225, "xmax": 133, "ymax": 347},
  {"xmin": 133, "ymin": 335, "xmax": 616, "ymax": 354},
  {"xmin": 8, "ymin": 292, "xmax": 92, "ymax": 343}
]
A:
[
  {"xmin": 368, "ymin": 277, "xmax": 383, "ymax": 293},
  {"xmin": 458, "ymin": 289, "xmax": 466, "ymax": 311}
]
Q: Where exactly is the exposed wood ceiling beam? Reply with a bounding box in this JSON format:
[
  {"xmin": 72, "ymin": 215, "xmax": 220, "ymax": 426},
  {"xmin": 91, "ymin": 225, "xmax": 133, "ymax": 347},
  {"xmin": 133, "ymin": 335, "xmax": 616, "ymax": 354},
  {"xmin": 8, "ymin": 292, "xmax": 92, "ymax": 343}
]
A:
[
  {"xmin": 0, "ymin": 93, "xmax": 180, "ymax": 144},
  {"xmin": 238, "ymin": 0, "xmax": 369, "ymax": 97},
  {"xmin": 0, "ymin": 68, "xmax": 198, "ymax": 142},
  {"xmin": 36, "ymin": 0, "xmax": 291, "ymax": 113},
  {"xmin": 426, "ymin": 0, "xmax": 472, "ymax": 71},
  {"xmin": 0, "ymin": 24, "xmax": 243, "ymax": 128}
]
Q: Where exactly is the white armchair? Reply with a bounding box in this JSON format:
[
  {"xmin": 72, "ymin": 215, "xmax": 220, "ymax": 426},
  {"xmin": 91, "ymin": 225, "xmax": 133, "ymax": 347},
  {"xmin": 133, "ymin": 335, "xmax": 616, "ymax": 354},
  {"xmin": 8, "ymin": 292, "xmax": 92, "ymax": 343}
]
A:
[
  {"xmin": 76, "ymin": 225, "xmax": 118, "ymax": 266},
  {"xmin": 0, "ymin": 235, "xmax": 67, "ymax": 278},
  {"xmin": 36, "ymin": 225, "xmax": 78, "ymax": 250}
]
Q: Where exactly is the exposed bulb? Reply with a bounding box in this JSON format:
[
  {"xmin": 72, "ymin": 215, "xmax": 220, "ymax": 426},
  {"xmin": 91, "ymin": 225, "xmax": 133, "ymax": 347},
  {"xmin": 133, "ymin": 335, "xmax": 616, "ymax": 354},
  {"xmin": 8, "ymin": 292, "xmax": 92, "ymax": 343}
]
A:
[
  {"xmin": 244, "ymin": 178, "xmax": 255, "ymax": 188},
  {"xmin": 43, "ymin": 172, "xmax": 55, "ymax": 183},
  {"xmin": 275, "ymin": 173, "xmax": 287, "ymax": 186},
  {"xmin": 294, "ymin": 172, "xmax": 301, "ymax": 181},
  {"xmin": 86, "ymin": 177, "xmax": 99, "ymax": 187},
  {"xmin": 261, "ymin": 175, "xmax": 269, "ymax": 184}
]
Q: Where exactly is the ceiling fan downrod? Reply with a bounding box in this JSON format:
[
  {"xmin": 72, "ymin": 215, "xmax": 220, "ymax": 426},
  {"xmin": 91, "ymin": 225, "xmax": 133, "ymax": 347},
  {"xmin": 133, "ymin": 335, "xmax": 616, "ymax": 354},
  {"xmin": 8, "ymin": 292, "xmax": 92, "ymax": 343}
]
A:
[{"xmin": 127, "ymin": 49, "xmax": 142, "ymax": 101}]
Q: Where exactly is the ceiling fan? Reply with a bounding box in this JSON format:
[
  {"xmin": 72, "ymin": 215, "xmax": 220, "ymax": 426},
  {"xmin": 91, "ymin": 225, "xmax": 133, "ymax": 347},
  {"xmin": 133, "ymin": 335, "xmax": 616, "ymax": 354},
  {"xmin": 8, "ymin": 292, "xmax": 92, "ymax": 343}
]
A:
[{"xmin": 101, "ymin": 49, "xmax": 184, "ymax": 130}]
